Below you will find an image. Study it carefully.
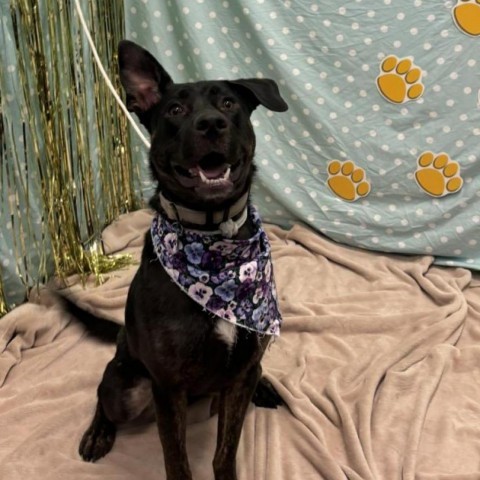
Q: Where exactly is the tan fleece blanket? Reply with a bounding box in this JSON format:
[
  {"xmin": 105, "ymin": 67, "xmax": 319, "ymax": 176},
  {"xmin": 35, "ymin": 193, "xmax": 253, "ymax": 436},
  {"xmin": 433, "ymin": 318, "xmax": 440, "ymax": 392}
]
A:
[{"xmin": 1, "ymin": 209, "xmax": 480, "ymax": 480}]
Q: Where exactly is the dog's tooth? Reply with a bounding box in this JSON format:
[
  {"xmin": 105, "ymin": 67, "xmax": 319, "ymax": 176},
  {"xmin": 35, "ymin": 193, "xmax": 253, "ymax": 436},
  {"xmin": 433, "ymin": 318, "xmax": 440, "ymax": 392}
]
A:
[
  {"xmin": 223, "ymin": 168, "xmax": 231, "ymax": 180},
  {"xmin": 199, "ymin": 170, "xmax": 208, "ymax": 183}
]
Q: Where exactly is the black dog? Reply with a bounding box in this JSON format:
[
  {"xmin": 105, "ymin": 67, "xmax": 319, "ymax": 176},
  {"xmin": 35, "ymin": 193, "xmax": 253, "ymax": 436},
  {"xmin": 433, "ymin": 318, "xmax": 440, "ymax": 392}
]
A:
[{"xmin": 77, "ymin": 40, "xmax": 288, "ymax": 480}]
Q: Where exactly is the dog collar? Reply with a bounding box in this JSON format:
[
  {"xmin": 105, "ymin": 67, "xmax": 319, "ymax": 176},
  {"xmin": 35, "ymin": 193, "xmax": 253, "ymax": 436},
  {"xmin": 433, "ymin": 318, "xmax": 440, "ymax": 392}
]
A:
[
  {"xmin": 150, "ymin": 206, "xmax": 282, "ymax": 336},
  {"xmin": 159, "ymin": 191, "xmax": 249, "ymax": 234}
]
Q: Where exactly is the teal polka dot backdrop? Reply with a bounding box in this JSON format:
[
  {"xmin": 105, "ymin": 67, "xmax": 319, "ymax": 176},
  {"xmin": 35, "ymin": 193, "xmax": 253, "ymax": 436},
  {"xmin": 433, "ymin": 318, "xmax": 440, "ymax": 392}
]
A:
[{"xmin": 125, "ymin": 0, "xmax": 479, "ymax": 269}]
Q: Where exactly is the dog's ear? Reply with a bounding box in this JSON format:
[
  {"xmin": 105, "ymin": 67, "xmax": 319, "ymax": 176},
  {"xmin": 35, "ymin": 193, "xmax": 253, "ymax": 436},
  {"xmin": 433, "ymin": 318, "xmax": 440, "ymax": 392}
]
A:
[
  {"xmin": 227, "ymin": 79, "xmax": 288, "ymax": 113},
  {"xmin": 118, "ymin": 40, "xmax": 173, "ymax": 118}
]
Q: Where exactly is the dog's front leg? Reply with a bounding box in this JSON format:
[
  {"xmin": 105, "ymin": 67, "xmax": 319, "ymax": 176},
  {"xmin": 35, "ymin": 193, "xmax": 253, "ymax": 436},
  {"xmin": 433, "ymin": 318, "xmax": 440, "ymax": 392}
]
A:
[
  {"xmin": 153, "ymin": 385, "xmax": 192, "ymax": 480},
  {"xmin": 213, "ymin": 363, "xmax": 262, "ymax": 480}
]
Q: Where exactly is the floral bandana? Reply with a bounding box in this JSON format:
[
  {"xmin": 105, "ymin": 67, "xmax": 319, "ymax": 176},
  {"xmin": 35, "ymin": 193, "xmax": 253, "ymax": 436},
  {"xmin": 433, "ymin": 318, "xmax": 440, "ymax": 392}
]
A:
[{"xmin": 151, "ymin": 206, "xmax": 282, "ymax": 336}]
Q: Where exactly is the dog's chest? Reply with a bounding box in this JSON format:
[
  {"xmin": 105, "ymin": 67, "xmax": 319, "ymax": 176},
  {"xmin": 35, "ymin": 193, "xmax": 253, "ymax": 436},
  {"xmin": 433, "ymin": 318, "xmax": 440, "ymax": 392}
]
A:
[{"xmin": 214, "ymin": 319, "xmax": 237, "ymax": 348}]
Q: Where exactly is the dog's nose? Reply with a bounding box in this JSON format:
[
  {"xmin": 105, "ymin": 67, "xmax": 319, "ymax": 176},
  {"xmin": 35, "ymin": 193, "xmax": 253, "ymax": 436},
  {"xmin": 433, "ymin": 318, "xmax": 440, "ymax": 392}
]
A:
[{"xmin": 194, "ymin": 113, "xmax": 228, "ymax": 136}]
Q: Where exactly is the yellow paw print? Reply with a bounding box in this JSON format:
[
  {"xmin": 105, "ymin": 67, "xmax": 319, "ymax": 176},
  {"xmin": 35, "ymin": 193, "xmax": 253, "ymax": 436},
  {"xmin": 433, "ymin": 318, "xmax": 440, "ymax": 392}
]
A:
[
  {"xmin": 453, "ymin": 0, "xmax": 480, "ymax": 36},
  {"xmin": 376, "ymin": 56, "xmax": 425, "ymax": 104},
  {"xmin": 415, "ymin": 152, "xmax": 463, "ymax": 198},
  {"xmin": 327, "ymin": 160, "xmax": 371, "ymax": 202}
]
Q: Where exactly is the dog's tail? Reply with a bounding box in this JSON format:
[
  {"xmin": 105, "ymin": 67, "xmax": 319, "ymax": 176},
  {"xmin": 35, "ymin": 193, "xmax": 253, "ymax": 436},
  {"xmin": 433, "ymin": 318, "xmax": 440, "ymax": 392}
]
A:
[{"xmin": 61, "ymin": 295, "xmax": 121, "ymax": 343}]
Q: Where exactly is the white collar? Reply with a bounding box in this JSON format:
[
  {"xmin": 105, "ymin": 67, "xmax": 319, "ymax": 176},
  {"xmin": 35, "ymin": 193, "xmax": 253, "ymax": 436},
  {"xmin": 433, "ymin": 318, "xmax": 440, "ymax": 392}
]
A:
[{"xmin": 158, "ymin": 190, "xmax": 249, "ymax": 238}]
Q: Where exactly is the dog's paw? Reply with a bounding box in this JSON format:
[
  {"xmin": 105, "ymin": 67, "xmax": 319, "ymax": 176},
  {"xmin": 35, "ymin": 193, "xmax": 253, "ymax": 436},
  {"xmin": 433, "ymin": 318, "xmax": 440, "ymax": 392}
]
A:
[
  {"xmin": 376, "ymin": 55, "xmax": 424, "ymax": 104},
  {"xmin": 415, "ymin": 151, "xmax": 463, "ymax": 197},
  {"xmin": 453, "ymin": 0, "xmax": 480, "ymax": 36},
  {"xmin": 79, "ymin": 420, "xmax": 116, "ymax": 462},
  {"xmin": 252, "ymin": 377, "xmax": 283, "ymax": 409}
]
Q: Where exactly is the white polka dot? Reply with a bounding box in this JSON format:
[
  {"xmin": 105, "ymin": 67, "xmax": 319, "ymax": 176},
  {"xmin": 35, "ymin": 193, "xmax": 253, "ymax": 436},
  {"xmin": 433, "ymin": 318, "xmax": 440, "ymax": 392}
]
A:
[{"xmin": 154, "ymin": 10, "xmax": 161, "ymax": 17}]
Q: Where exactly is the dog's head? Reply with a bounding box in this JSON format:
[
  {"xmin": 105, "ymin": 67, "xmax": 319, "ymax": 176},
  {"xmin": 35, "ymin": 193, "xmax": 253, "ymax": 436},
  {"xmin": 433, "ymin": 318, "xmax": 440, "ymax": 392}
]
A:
[{"xmin": 118, "ymin": 40, "xmax": 288, "ymax": 209}]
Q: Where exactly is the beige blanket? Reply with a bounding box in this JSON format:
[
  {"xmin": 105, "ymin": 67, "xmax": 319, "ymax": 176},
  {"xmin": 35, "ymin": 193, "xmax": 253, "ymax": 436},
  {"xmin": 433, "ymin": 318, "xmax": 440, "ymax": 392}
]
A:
[{"xmin": 1, "ymin": 210, "xmax": 480, "ymax": 480}]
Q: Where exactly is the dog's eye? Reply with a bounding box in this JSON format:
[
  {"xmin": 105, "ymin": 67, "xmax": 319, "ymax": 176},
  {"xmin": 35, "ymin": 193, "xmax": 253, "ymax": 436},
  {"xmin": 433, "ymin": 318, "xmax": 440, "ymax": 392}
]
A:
[
  {"xmin": 223, "ymin": 99, "xmax": 234, "ymax": 110},
  {"xmin": 168, "ymin": 104, "xmax": 184, "ymax": 116}
]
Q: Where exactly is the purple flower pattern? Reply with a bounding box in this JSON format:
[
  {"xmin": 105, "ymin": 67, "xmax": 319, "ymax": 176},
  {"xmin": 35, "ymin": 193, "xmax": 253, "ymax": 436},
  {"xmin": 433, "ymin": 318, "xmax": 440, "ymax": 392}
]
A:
[{"xmin": 151, "ymin": 206, "xmax": 282, "ymax": 336}]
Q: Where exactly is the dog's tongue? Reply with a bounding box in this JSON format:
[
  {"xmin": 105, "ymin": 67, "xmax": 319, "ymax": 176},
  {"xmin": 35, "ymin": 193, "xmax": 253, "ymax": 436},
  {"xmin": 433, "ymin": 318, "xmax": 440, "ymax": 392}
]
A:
[{"xmin": 198, "ymin": 165, "xmax": 227, "ymax": 179}]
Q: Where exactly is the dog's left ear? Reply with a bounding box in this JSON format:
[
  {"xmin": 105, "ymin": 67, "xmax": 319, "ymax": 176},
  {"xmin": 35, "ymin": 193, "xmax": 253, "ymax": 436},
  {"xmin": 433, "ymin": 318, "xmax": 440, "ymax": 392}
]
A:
[
  {"xmin": 118, "ymin": 40, "xmax": 173, "ymax": 129},
  {"xmin": 227, "ymin": 79, "xmax": 288, "ymax": 113}
]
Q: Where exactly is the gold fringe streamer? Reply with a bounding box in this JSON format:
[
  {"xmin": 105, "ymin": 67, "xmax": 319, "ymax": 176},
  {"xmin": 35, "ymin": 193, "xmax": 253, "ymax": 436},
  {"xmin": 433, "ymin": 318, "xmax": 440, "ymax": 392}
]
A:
[
  {"xmin": 0, "ymin": 0, "xmax": 139, "ymax": 317},
  {"xmin": 0, "ymin": 267, "xmax": 7, "ymax": 318}
]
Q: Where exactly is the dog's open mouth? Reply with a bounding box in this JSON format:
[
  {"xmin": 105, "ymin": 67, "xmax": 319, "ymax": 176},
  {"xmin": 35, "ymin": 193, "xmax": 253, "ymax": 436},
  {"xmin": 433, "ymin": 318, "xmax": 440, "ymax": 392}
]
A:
[{"xmin": 173, "ymin": 153, "xmax": 239, "ymax": 190}]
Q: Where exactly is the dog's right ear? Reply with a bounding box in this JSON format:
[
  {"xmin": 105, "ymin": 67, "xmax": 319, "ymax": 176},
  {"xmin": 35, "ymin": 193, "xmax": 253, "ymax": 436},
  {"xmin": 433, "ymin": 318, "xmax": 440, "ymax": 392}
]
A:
[{"xmin": 118, "ymin": 40, "xmax": 173, "ymax": 127}]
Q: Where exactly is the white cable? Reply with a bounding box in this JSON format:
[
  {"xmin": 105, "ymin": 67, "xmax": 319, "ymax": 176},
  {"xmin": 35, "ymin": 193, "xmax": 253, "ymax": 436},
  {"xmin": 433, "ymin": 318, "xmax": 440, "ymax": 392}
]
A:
[{"xmin": 74, "ymin": 0, "xmax": 151, "ymax": 149}]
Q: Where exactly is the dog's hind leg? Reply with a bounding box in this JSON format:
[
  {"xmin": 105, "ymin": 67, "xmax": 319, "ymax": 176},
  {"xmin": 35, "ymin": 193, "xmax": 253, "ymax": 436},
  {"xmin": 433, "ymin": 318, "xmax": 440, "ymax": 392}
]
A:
[
  {"xmin": 213, "ymin": 363, "xmax": 262, "ymax": 480},
  {"xmin": 152, "ymin": 385, "xmax": 192, "ymax": 480},
  {"xmin": 79, "ymin": 330, "xmax": 152, "ymax": 462}
]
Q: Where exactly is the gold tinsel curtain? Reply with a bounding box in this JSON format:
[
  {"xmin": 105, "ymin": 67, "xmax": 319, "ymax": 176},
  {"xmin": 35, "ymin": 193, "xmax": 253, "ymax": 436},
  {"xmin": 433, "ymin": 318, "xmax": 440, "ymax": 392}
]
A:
[{"xmin": 0, "ymin": 0, "xmax": 141, "ymax": 316}]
